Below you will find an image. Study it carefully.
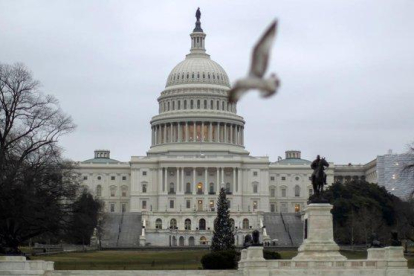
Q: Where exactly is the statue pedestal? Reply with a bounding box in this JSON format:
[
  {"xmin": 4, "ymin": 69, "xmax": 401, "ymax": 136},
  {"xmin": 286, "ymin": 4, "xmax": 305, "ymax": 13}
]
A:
[{"xmin": 293, "ymin": 203, "xmax": 346, "ymax": 261}]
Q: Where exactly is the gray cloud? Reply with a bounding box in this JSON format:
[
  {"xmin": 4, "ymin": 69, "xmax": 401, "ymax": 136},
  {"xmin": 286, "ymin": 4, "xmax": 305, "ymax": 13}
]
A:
[{"xmin": 1, "ymin": 0, "xmax": 413, "ymax": 164}]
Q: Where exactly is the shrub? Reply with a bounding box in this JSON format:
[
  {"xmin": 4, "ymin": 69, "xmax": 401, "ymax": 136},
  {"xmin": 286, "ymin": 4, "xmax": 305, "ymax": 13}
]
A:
[
  {"xmin": 263, "ymin": 250, "xmax": 282, "ymax": 260},
  {"xmin": 201, "ymin": 250, "xmax": 238, "ymax": 269}
]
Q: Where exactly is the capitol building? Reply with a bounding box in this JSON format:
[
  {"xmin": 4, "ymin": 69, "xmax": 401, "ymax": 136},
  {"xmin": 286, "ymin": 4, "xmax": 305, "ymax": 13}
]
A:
[{"xmin": 78, "ymin": 15, "xmax": 408, "ymax": 247}]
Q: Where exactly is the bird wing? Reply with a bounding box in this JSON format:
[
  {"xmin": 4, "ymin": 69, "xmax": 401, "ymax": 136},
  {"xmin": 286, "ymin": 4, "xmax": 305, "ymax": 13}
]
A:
[
  {"xmin": 249, "ymin": 20, "xmax": 278, "ymax": 78},
  {"xmin": 228, "ymin": 84, "xmax": 248, "ymax": 104}
]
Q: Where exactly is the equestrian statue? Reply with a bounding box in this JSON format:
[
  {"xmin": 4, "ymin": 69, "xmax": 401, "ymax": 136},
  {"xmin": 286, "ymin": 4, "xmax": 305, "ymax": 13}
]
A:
[{"xmin": 310, "ymin": 155, "xmax": 329, "ymax": 203}]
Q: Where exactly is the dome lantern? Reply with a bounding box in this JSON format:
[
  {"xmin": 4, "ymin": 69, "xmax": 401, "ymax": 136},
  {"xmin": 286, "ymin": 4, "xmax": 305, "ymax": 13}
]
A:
[{"xmin": 190, "ymin": 8, "xmax": 206, "ymax": 55}]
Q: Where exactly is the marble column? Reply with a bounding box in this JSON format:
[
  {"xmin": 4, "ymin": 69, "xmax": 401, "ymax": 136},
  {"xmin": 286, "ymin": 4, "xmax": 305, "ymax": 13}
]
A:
[
  {"xmin": 209, "ymin": 122, "xmax": 212, "ymax": 142},
  {"xmin": 158, "ymin": 168, "xmax": 163, "ymax": 194},
  {"xmin": 185, "ymin": 122, "xmax": 189, "ymax": 142},
  {"xmin": 224, "ymin": 124, "xmax": 227, "ymax": 143},
  {"xmin": 163, "ymin": 124, "xmax": 166, "ymax": 144},
  {"xmin": 163, "ymin": 168, "xmax": 167, "ymax": 193},
  {"xmin": 201, "ymin": 122, "xmax": 204, "ymax": 142},
  {"xmin": 181, "ymin": 168, "xmax": 184, "ymax": 192},
  {"xmin": 237, "ymin": 168, "xmax": 241, "ymax": 193},
  {"xmin": 233, "ymin": 167, "xmax": 236, "ymax": 193},
  {"xmin": 221, "ymin": 167, "xmax": 225, "ymax": 187},
  {"xmin": 178, "ymin": 123, "xmax": 181, "ymax": 142},
  {"xmin": 176, "ymin": 167, "xmax": 179, "ymax": 193},
  {"xmin": 193, "ymin": 167, "xmax": 196, "ymax": 195},
  {"xmin": 204, "ymin": 167, "xmax": 208, "ymax": 195},
  {"xmin": 230, "ymin": 124, "xmax": 233, "ymax": 144},
  {"xmin": 217, "ymin": 123, "xmax": 220, "ymax": 142},
  {"xmin": 170, "ymin": 123, "xmax": 173, "ymax": 143},
  {"xmin": 193, "ymin": 122, "xmax": 196, "ymax": 142},
  {"xmin": 216, "ymin": 168, "xmax": 220, "ymax": 193}
]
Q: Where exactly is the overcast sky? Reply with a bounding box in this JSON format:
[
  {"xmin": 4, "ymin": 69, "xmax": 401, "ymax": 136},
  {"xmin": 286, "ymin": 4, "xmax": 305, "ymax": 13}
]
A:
[{"xmin": 1, "ymin": 0, "xmax": 413, "ymax": 164}]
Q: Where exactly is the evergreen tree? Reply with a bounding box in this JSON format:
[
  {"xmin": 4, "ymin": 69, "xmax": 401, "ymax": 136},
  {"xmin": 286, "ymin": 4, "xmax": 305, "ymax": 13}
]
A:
[{"xmin": 211, "ymin": 187, "xmax": 235, "ymax": 251}]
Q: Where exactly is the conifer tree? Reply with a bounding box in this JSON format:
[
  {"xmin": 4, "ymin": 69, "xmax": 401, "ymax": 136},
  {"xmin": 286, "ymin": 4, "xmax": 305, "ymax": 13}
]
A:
[{"xmin": 211, "ymin": 187, "xmax": 235, "ymax": 251}]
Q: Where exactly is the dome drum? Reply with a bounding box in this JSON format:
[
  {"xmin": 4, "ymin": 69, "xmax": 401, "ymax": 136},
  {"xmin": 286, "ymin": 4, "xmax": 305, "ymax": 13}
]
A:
[{"xmin": 150, "ymin": 121, "xmax": 244, "ymax": 148}]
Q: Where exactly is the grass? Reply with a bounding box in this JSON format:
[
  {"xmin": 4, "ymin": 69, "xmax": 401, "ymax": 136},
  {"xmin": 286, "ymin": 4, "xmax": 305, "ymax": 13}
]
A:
[
  {"xmin": 31, "ymin": 250, "xmax": 208, "ymax": 270},
  {"xmin": 30, "ymin": 249, "xmax": 414, "ymax": 270}
]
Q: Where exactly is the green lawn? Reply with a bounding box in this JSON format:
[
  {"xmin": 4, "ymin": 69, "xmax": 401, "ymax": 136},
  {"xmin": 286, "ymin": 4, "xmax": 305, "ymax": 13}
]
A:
[
  {"xmin": 32, "ymin": 250, "xmax": 208, "ymax": 270},
  {"xmin": 31, "ymin": 249, "xmax": 414, "ymax": 270}
]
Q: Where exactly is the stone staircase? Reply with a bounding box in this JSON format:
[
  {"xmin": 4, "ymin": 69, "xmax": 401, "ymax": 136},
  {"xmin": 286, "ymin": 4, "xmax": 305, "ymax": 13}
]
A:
[
  {"xmin": 263, "ymin": 212, "xmax": 303, "ymax": 246},
  {"xmin": 100, "ymin": 212, "xmax": 142, "ymax": 248}
]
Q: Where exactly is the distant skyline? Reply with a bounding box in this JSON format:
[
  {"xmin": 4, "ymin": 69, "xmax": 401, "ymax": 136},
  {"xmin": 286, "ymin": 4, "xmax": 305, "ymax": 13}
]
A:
[{"xmin": 1, "ymin": 1, "xmax": 413, "ymax": 164}]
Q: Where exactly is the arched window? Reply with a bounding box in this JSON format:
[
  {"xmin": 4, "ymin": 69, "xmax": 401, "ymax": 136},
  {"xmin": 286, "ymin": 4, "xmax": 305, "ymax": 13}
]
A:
[
  {"xmin": 121, "ymin": 186, "xmax": 128, "ymax": 197},
  {"xmin": 179, "ymin": 236, "xmax": 185, "ymax": 246},
  {"xmin": 178, "ymin": 101, "xmax": 181, "ymax": 110},
  {"xmin": 281, "ymin": 186, "xmax": 287, "ymax": 197},
  {"xmin": 197, "ymin": 182, "xmax": 203, "ymax": 194},
  {"xmin": 243, "ymin": 219, "xmax": 249, "ymax": 229},
  {"xmin": 270, "ymin": 186, "xmax": 276, "ymax": 197},
  {"xmin": 189, "ymin": 236, "xmax": 195, "ymax": 246},
  {"xmin": 209, "ymin": 183, "xmax": 215, "ymax": 194},
  {"xmin": 170, "ymin": 219, "xmax": 177, "ymax": 229},
  {"xmin": 190, "ymin": 100, "xmax": 194, "ymax": 109},
  {"xmin": 184, "ymin": 100, "xmax": 187, "ymax": 109},
  {"xmin": 169, "ymin": 182, "xmax": 175, "ymax": 194},
  {"xmin": 200, "ymin": 236, "xmax": 207, "ymax": 245},
  {"xmin": 295, "ymin": 185, "xmax": 300, "ymax": 197},
  {"xmin": 210, "ymin": 100, "xmax": 213, "ymax": 110},
  {"xmin": 204, "ymin": 100, "xmax": 207, "ymax": 109},
  {"xmin": 185, "ymin": 219, "xmax": 192, "ymax": 230},
  {"xmin": 222, "ymin": 101, "xmax": 224, "ymax": 110},
  {"xmin": 199, "ymin": 218, "xmax": 206, "ymax": 230},
  {"xmin": 172, "ymin": 101, "xmax": 175, "ymax": 110},
  {"xmin": 197, "ymin": 100, "xmax": 200, "ymax": 109},
  {"xmin": 96, "ymin": 185, "xmax": 102, "ymax": 197},
  {"xmin": 156, "ymin": 218, "xmax": 162, "ymax": 229},
  {"xmin": 186, "ymin": 182, "xmax": 191, "ymax": 194},
  {"xmin": 110, "ymin": 186, "xmax": 116, "ymax": 197},
  {"xmin": 253, "ymin": 183, "xmax": 258, "ymax": 193},
  {"xmin": 216, "ymin": 100, "xmax": 219, "ymax": 110}
]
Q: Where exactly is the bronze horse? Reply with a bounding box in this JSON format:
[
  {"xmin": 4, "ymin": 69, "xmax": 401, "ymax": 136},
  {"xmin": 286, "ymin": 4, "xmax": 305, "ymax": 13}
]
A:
[{"xmin": 312, "ymin": 157, "xmax": 329, "ymax": 198}]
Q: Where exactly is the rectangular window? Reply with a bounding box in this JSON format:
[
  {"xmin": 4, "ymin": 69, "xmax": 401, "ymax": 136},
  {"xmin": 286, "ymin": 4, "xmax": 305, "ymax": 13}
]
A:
[
  {"xmin": 170, "ymin": 171, "xmax": 174, "ymax": 176},
  {"xmin": 142, "ymin": 171, "xmax": 147, "ymax": 176},
  {"xmin": 253, "ymin": 201, "xmax": 258, "ymax": 211},
  {"xmin": 270, "ymin": 176, "xmax": 275, "ymax": 181},
  {"xmin": 83, "ymin": 176, "xmax": 88, "ymax": 180},
  {"xmin": 253, "ymin": 171, "xmax": 258, "ymax": 176},
  {"xmin": 282, "ymin": 188, "xmax": 286, "ymax": 197},
  {"xmin": 295, "ymin": 204, "xmax": 301, "ymax": 213},
  {"xmin": 281, "ymin": 176, "xmax": 286, "ymax": 181},
  {"xmin": 253, "ymin": 184, "xmax": 258, "ymax": 193},
  {"xmin": 270, "ymin": 188, "xmax": 275, "ymax": 197},
  {"xmin": 142, "ymin": 201, "xmax": 147, "ymax": 210},
  {"xmin": 122, "ymin": 203, "xmax": 126, "ymax": 213},
  {"xmin": 210, "ymin": 200, "xmax": 214, "ymax": 210},
  {"xmin": 111, "ymin": 176, "xmax": 115, "ymax": 180},
  {"xmin": 270, "ymin": 204, "xmax": 276, "ymax": 213},
  {"xmin": 110, "ymin": 204, "xmax": 115, "ymax": 213},
  {"xmin": 186, "ymin": 171, "xmax": 191, "ymax": 176},
  {"xmin": 122, "ymin": 176, "xmax": 127, "ymax": 181},
  {"xmin": 170, "ymin": 200, "xmax": 174, "ymax": 209},
  {"xmin": 186, "ymin": 200, "xmax": 191, "ymax": 209}
]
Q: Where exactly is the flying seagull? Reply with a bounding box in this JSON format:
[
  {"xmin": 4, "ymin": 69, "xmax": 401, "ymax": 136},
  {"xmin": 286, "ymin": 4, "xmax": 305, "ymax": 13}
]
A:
[{"xmin": 228, "ymin": 20, "xmax": 280, "ymax": 103}]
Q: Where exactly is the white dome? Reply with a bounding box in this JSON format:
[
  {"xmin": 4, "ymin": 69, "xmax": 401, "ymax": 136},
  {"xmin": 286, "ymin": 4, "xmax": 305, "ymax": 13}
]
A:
[{"xmin": 166, "ymin": 56, "xmax": 230, "ymax": 88}]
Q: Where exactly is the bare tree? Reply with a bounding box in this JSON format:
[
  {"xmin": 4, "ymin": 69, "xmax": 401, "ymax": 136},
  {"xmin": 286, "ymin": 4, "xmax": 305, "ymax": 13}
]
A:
[{"xmin": 0, "ymin": 63, "xmax": 77, "ymax": 253}]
